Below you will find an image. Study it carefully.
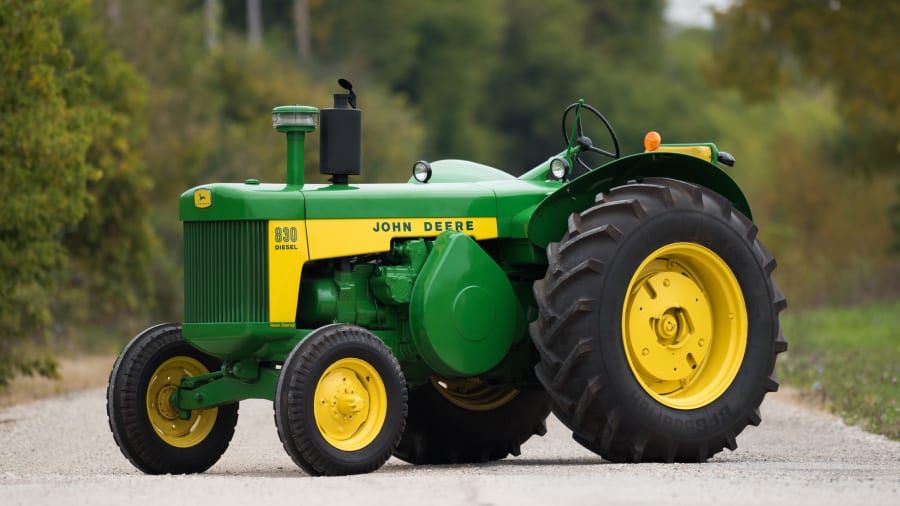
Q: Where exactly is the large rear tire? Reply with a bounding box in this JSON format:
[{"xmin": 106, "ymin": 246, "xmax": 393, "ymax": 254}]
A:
[
  {"xmin": 530, "ymin": 178, "xmax": 787, "ymax": 462},
  {"xmin": 107, "ymin": 323, "xmax": 239, "ymax": 474},
  {"xmin": 393, "ymin": 377, "xmax": 550, "ymax": 464}
]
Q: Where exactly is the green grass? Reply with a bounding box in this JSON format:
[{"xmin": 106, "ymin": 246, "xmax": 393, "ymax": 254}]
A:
[{"xmin": 777, "ymin": 299, "xmax": 900, "ymax": 440}]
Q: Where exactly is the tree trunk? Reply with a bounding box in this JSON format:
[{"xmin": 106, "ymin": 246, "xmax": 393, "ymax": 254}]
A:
[
  {"xmin": 293, "ymin": 0, "xmax": 311, "ymax": 61},
  {"xmin": 247, "ymin": 0, "xmax": 263, "ymax": 47},
  {"xmin": 106, "ymin": 0, "xmax": 121, "ymax": 25},
  {"xmin": 205, "ymin": 0, "xmax": 220, "ymax": 49}
]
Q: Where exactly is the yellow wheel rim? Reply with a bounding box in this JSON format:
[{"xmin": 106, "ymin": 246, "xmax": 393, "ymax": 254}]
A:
[
  {"xmin": 431, "ymin": 376, "xmax": 519, "ymax": 412},
  {"xmin": 622, "ymin": 243, "xmax": 747, "ymax": 410},
  {"xmin": 145, "ymin": 356, "xmax": 218, "ymax": 448},
  {"xmin": 314, "ymin": 358, "xmax": 387, "ymax": 451}
]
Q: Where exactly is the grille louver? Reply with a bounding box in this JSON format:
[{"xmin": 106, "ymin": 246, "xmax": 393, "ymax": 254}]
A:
[{"xmin": 184, "ymin": 220, "xmax": 268, "ymax": 323}]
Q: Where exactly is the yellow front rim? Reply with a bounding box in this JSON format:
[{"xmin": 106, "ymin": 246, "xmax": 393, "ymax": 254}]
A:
[
  {"xmin": 622, "ymin": 243, "xmax": 747, "ymax": 410},
  {"xmin": 314, "ymin": 358, "xmax": 387, "ymax": 451},
  {"xmin": 145, "ymin": 356, "xmax": 218, "ymax": 448},
  {"xmin": 431, "ymin": 376, "xmax": 519, "ymax": 412}
]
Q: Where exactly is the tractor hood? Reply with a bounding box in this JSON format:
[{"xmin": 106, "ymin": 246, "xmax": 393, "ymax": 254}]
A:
[
  {"xmin": 181, "ymin": 161, "xmax": 557, "ymax": 229},
  {"xmin": 180, "ymin": 180, "xmax": 499, "ymax": 222},
  {"xmin": 179, "ymin": 182, "xmax": 306, "ymax": 221},
  {"xmin": 302, "ymin": 182, "xmax": 497, "ymax": 219},
  {"xmin": 179, "ymin": 158, "xmax": 559, "ymax": 262}
]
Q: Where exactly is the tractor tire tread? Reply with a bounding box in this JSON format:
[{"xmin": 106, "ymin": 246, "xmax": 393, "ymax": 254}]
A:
[{"xmin": 530, "ymin": 177, "xmax": 787, "ymax": 464}]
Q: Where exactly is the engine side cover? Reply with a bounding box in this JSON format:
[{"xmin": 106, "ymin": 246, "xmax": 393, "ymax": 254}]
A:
[{"xmin": 409, "ymin": 231, "xmax": 517, "ymax": 377}]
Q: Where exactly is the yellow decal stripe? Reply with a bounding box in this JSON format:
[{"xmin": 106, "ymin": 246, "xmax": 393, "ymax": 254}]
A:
[
  {"xmin": 306, "ymin": 217, "xmax": 499, "ymax": 260},
  {"xmin": 268, "ymin": 220, "xmax": 309, "ymax": 325}
]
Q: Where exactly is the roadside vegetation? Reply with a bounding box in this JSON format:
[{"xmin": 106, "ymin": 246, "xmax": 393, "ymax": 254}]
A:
[{"xmin": 778, "ymin": 300, "xmax": 900, "ymax": 440}]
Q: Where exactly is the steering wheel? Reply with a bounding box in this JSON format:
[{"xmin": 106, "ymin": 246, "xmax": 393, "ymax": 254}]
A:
[{"xmin": 561, "ymin": 101, "xmax": 620, "ymax": 173}]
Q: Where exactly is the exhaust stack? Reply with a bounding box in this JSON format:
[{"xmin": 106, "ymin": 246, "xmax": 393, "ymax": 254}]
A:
[{"xmin": 319, "ymin": 79, "xmax": 361, "ymax": 185}]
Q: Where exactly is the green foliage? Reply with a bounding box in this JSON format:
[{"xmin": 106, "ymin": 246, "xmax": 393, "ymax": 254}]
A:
[
  {"xmin": 0, "ymin": 0, "xmax": 153, "ymax": 386},
  {"xmin": 891, "ymin": 180, "xmax": 900, "ymax": 253},
  {"xmin": 712, "ymin": 1, "xmax": 900, "ymax": 151},
  {"xmin": 208, "ymin": 0, "xmax": 728, "ymax": 175},
  {"xmin": 310, "ymin": 0, "xmax": 504, "ymax": 162},
  {"xmin": 306, "ymin": 0, "xmax": 682, "ymax": 171},
  {"xmin": 0, "ymin": 0, "xmax": 88, "ymax": 384},
  {"xmin": 482, "ymin": 0, "xmax": 587, "ymax": 170},
  {"xmin": 708, "ymin": 88, "xmax": 900, "ymax": 308},
  {"xmin": 57, "ymin": 1, "xmax": 154, "ymax": 324},
  {"xmin": 778, "ymin": 300, "xmax": 900, "ymax": 440},
  {"xmin": 0, "ymin": 354, "xmax": 59, "ymax": 390},
  {"xmin": 97, "ymin": 1, "xmax": 218, "ymax": 321},
  {"xmin": 576, "ymin": 0, "xmax": 665, "ymax": 65},
  {"xmin": 711, "ymin": 0, "xmax": 900, "ymax": 246}
]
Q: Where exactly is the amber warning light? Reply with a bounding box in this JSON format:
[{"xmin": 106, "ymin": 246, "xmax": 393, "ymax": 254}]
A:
[{"xmin": 644, "ymin": 131, "xmax": 661, "ymax": 152}]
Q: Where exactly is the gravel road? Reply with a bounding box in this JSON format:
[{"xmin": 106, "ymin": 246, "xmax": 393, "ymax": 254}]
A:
[{"xmin": 1, "ymin": 388, "xmax": 898, "ymax": 505}]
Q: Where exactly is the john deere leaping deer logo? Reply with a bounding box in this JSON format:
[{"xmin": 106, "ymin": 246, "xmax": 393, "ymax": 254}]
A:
[{"xmin": 193, "ymin": 189, "xmax": 212, "ymax": 209}]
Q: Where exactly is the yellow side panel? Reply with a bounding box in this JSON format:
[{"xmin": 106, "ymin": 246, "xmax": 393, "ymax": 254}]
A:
[
  {"xmin": 652, "ymin": 145, "xmax": 713, "ymax": 162},
  {"xmin": 306, "ymin": 217, "xmax": 499, "ymax": 260},
  {"xmin": 268, "ymin": 220, "xmax": 309, "ymax": 326}
]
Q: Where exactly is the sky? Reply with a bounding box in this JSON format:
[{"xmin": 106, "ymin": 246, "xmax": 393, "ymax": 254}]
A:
[{"xmin": 665, "ymin": 0, "xmax": 734, "ymax": 27}]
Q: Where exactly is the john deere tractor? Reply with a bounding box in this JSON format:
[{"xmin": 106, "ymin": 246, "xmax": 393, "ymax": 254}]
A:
[{"xmin": 107, "ymin": 80, "xmax": 786, "ymax": 476}]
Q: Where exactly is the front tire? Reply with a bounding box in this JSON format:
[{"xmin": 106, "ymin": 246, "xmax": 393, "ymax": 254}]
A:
[
  {"xmin": 275, "ymin": 324, "xmax": 408, "ymax": 476},
  {"xmin": 530, "ymin": 178, "xmax": 787, "ymax": 462},
  {"xmin": 107, "ymin": 323, "xmax": 239, "ymax": 474}
]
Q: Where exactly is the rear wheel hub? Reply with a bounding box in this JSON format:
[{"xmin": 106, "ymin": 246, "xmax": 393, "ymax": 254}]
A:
[{"xmin": 623, "ymin": 243, "xmax": 747, "ymax": 409}]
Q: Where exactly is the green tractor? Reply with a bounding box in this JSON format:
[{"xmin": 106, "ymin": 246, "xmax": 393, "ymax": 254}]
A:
[{"xmin": 107, "ymin": 80, "xmax": 786, "ymax": 476}]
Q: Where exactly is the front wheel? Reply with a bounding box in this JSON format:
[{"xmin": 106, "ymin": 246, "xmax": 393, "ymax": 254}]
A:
[
  {"xmin": 275, "ymin": 324, "xmax": 408, "ymax": 476},
  {"xmin": 530, "ymin": 178, "xmax": 787, "ymax": 462},
  {"xmin": 107, "ymin": 323, "xmax": 239, "ymax": 474}
]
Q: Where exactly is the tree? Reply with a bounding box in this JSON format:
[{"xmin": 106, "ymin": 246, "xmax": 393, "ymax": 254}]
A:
[
  {"xmin": 712, "ymin": 0, "xmax": 900, "ymax": 248},
  {"xmin": 308, "ymin": 0, "xmax": 504, "ymax": 162},
  {"xmin": 205, "ymin": 0, "xmax": 220, "ymax": 48},
  {"xmin": 246, "ymin": 0, "xmax": 262, "ymax": 46},
  {"xmin": 56, "ymin": 1, "xmax": 154, "ymax": 326},
  {"xmin": 98, "ymin": 1, "xmax": 222, "ymax": 320},
  {"xmin": 293, "ymin": 0, "xmax": 311, "ymax": 62},
  {"xmin": 483, "ymin": 0, "xmax": 674, "ymax": 170},
  {"xmin": 483, "ymin": 0, "xmax": 587, "ymax": 170},
  {"xmin": 305, "ymin": 0, "xmax": 674, "ymax": 169},
  {"xmin": 711, "ymin": 1, "xmax": 900, "ymax": 233},
  {"xmin": 0, "ymin": 0, "xmax": 148, "ymax": 386},
  {"xmin": 577, "ymin": 0, "xmax": 665, "ymax": 65}
]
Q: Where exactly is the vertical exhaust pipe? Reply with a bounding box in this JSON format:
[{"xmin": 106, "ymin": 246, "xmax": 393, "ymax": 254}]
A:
[{"xmin": 320, "ymin": 79, "xmax": 361, "ymax": 185}]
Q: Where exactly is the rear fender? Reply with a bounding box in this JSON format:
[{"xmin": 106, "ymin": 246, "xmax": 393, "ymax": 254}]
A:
[{"xmin": 526, "ymin": 152, "xmax": 752, "ymax": 248}]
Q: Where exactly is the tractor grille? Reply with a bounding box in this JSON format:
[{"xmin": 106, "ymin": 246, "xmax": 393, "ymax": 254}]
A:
[{"xmin": 184, "ymin": 220, "xmax": 268, "ymax": 323}]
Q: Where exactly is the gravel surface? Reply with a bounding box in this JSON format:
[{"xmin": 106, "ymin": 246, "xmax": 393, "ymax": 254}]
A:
[{"xmin": 1, "ymin": 388, "xmax": 898, "ymax": 505}]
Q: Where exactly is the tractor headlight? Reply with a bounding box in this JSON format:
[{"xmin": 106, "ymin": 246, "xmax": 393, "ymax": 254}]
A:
[
  {"xmin": 412, "ymin": 160, "xmax": 432, "ymax": 183},
  {"xmin": 550, "ymin": 157, "xmax": 570, "ymax": 180},
  {"xmin": 272, "ymin": 105, "xmax": 319, "ymax": 132}
]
